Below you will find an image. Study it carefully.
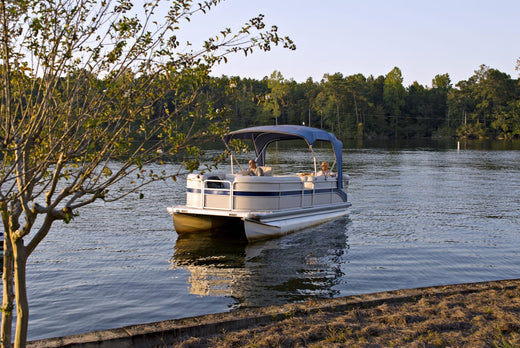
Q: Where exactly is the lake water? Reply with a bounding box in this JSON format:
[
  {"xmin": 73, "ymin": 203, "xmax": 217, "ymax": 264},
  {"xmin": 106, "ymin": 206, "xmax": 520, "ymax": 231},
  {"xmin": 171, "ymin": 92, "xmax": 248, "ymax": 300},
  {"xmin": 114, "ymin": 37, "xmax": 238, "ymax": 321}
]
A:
[{"xmin": 15, "ymin": 140, "xmax": 520, "ymax": 340}]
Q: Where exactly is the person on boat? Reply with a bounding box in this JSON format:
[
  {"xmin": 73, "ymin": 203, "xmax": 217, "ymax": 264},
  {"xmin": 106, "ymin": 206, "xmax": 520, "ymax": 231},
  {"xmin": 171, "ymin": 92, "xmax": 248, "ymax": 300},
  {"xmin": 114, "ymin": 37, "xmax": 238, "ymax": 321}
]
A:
[
  {"xmin": 246, "ymin": 159, "xmax": 264, "ymax": 176},
  {"xmin": 316, "ymin": 161, "xmax": 335, "ymax": 177}
]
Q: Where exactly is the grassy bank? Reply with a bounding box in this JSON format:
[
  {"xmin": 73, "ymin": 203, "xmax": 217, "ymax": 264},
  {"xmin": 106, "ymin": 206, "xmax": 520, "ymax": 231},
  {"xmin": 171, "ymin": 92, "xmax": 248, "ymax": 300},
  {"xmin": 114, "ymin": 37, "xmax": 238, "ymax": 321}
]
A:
[
  {"xmin": 174, "ymin": 279, "xmax": 520, "ymax": 347},
  {"xmin": 29, "ymin": 279, "xmax": 520, "ymax": 347}
]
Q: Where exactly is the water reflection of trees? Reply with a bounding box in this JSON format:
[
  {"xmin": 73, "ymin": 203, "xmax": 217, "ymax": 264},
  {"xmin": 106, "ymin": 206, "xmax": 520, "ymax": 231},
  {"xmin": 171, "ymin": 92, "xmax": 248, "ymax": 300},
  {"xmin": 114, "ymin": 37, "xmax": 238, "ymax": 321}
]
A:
[{"xmin": 170, "ymin": 217, "xmax": 350, "ymax": 308}]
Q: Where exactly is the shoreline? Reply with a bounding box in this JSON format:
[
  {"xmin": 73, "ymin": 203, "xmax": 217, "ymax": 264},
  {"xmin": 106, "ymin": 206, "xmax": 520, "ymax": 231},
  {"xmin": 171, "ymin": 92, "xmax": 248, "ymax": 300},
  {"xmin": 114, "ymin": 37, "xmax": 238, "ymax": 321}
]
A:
[{"xmin": 28, "ymin": 278, "xmax": 520, "ymax": 347}]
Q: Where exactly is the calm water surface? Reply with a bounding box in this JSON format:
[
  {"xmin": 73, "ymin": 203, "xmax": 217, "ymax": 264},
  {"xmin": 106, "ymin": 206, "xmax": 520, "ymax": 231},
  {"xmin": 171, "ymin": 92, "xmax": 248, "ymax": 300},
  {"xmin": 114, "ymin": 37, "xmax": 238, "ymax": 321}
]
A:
[{"xmin": 17, "ymin": 143, "xmax": 520, "ymax": 340}]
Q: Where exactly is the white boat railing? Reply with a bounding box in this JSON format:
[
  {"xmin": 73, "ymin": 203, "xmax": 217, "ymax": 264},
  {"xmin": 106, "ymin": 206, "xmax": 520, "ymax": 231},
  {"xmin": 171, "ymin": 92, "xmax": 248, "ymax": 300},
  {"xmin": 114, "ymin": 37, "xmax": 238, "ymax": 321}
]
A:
[
  {"xmin": 196, "ymin": 176, "xmax": 338, "ymax": 211},
  {"xmin": 200, "ymin": 179, "xmax": 234, "ymax": 210}
]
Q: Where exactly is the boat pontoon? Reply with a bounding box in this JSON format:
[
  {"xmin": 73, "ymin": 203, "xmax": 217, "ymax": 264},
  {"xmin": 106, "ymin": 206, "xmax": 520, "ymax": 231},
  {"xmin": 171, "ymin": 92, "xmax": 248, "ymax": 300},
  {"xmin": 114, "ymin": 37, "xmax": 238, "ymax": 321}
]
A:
[{"xmin": 167, "ymin": 125, "xmax": 351, "ymax": 241}]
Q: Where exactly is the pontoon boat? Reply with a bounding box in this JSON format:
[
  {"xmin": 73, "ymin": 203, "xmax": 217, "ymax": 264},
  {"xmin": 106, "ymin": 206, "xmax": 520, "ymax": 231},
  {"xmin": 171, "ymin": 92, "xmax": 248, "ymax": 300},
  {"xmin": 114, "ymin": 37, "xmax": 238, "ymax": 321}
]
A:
[{"xmin": 167, "ymin": 125, "xmax": 351, "ymax": 241}]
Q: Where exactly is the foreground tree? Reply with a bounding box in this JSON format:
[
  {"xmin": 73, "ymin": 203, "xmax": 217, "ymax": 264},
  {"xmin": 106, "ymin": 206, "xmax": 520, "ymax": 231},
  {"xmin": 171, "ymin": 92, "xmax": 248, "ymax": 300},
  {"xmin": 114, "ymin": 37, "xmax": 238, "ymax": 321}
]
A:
[{"xmin": 0, "ymin": 0, "xmax": 294, "ymax": 346}]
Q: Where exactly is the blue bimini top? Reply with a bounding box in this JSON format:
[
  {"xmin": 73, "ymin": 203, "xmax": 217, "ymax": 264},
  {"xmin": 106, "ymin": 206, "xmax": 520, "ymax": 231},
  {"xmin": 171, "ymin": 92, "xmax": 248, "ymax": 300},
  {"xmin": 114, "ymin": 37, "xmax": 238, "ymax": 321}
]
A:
[{"xmin": 223, "ymin": 125, "xmax": 344, "ymax": 189}]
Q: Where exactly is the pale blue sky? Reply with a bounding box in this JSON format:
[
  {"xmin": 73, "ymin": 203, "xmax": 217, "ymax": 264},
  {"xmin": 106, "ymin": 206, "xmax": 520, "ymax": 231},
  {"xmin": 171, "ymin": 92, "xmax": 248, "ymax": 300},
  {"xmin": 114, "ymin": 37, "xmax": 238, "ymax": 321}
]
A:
[{"xmin": 182, "ymin": 0, "xmax": 520, "ymax": 87}]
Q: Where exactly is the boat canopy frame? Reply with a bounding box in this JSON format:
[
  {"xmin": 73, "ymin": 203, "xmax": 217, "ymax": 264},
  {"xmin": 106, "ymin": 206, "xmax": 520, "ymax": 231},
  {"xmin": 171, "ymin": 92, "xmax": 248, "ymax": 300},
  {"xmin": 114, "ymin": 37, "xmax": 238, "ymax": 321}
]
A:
[{"xmin": 223, "ymin": 125, "xmax": 344, "ymax": 189}]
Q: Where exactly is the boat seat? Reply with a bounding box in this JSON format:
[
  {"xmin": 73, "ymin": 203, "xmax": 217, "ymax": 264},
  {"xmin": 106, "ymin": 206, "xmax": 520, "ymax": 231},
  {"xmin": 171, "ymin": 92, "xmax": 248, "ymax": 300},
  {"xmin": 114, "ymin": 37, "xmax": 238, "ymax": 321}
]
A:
[
  {"xmin": 297, "ymin": 173, "xmax": 314, "ymax": 181},
  {"xmin": 202, "ymin": 173, "xmax": 226, "ymax": 180},
  {"xmin": 259, "ymin": 166, "xmax": 273, "ymax": 176},
  {"xmin": 313, "ymin": 175, "xmax": 336, "ymax": 182},
  {"xmin": 202, "ymin": 173, "xmax": 229, "ymax": 189}
]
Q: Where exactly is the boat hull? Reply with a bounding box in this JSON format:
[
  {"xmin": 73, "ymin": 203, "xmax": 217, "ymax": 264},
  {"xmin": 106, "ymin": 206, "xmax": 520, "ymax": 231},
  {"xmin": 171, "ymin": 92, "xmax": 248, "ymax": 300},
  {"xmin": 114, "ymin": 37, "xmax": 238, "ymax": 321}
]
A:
[
  {"xmin": 173, "ymin": 212, "xmax": 245, "ymax": 235},
  {"xmin": 244, "ymin": 203, "xmax": 350, "ymax": 241},
  {"xmin": 170, "ymin": 202, "xmax": 351, "ymax": 242}
]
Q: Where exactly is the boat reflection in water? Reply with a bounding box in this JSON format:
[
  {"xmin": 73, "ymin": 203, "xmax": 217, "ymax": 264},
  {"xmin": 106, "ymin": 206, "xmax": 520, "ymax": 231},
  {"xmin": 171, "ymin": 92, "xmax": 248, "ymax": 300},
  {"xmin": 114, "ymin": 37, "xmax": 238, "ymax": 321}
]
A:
[{"xmin": 170, "ymin": 217, "xmax": 350, "ymax": 308}]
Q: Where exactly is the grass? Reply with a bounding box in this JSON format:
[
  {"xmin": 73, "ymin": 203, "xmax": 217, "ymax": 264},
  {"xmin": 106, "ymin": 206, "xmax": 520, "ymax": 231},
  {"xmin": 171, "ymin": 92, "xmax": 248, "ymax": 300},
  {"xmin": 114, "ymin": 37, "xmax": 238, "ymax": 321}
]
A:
[{"xmin": 170, "ymin": 280, "xmax": 520, "ymax": 348}]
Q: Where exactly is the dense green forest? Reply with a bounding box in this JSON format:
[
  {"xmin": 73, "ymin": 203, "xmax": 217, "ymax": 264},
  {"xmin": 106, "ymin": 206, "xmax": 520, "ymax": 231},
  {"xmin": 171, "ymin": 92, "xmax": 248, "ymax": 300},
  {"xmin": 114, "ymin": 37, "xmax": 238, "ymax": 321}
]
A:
[{"xmin": 177, "ymin": 64, "xmax": 520, "ymax": 140}]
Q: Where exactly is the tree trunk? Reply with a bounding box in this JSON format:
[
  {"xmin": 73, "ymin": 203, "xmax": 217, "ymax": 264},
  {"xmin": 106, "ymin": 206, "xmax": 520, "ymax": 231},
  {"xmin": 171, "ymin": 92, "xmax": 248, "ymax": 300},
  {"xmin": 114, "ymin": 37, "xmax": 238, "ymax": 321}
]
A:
[
  {"xmin": 353, "ymin": 93, "xmax": 359, "ymax": 124},
  {"xmin": 1, "ymin": 208, "xmax": 14, "ymax": 348},
  {"xmin": 336, "ymin": 102, "xmax": 341, "ymax": 136},
  {"xmin": 1, "ymin": 236, "xmax": 14, "ymax": 348},
  {"xmin": 12, "ymin": 239, "xmax": 28, "ymax": 348}
]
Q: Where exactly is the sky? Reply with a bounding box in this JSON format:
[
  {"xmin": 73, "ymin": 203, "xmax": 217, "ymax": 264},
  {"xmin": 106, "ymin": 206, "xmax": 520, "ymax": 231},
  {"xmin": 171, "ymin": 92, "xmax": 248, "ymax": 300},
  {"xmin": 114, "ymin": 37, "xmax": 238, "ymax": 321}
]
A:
[{"xmin": 180, "ymin": 0, "xmax": 520, "ymax": 87}]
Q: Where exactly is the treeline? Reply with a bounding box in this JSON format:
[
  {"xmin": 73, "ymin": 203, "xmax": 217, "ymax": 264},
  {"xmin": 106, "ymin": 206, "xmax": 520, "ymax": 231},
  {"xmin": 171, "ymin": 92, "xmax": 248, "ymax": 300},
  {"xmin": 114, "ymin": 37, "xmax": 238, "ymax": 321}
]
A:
[{"xmin": 182, "ymin": 64, "xmax": 520, "ymax": 140}]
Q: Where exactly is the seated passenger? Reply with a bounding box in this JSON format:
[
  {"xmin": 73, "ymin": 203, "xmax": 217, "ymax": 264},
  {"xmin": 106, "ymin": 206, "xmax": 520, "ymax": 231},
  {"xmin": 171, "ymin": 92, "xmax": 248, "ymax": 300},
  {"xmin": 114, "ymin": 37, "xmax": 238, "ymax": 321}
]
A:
[
  {"xmin": 316, "ymin": 161, "xmax": 336, "ymax": 177},
  {"xmin": 245, "ymin": 159, "xmax": 264, "ymax": 176}
]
